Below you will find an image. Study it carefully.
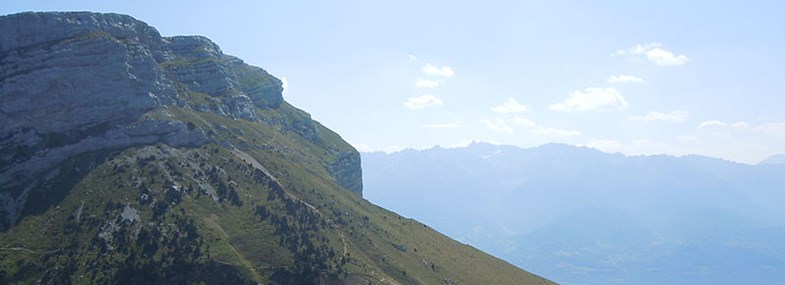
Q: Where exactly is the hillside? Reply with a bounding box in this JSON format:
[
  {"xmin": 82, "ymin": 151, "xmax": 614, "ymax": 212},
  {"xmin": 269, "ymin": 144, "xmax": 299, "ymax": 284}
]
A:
[
  {"xmin": 0, "ymin": 12, "xmax": 555, "ymax": 285},
  {"xmin": 363, "ymin": 143, "xmax": 785, "ymax": 285}
]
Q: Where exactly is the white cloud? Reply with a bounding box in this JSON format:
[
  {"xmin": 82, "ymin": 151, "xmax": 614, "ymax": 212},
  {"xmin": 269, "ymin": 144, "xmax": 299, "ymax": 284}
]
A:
[
  {"xmin": 584, "ymin": 135, "xmax": 780, "ymax": 165},
  {"xmin": 491, "ymin": 98, "xmax": 529, "ymax": 113},
  {"xmin": 352, "ymin": 143, "xmax": 375, "ymax": 153},
  {"xmin": 585, "ymin": 139, "xmax": 624, "ymax": 151},
  {"xmin": 416, "ymin": 78, "xmax": 442, "ymax": 88},
  {"xmin": 403, "ymin": 95, "xmax": 444, "ymax": 110},
  {"xmin": 753, "ymin": 122, "xmax": 785, "ymax": 136},
  {"xmin": 698, "ymin": 120, "xmax": 727, "ymax": 129},
  {"xmin": 511, "ymin": 117, "xmax": 537, "ymax": 128},
  {"xmin": 408, "ymin": 54, "xmax": 418, "ymax": 62},
  {"xmin": 676, "ymin": 135, "xmax": 702, "ymax": 144},
  {"xmin": 549, "ymin": 87, "xmax": 628, "ymax": 112},
  {"xmin": 281, "ymin": 76, "xmax": 289, "ymax": 94},
  {"xmin": 698, "ymin": 120, "xmax": 785, "ymax": 137},
  {"xmin": 482, "ymin": 116, "xmax": 581, "ymax": 138},
  {"xmin": 607, "ymin": 75, "xmax": 644, "ymax": 83},
  {"xmin": 440, "ymin": 140, "xmax": 505, "ymax": 149},
  {"xmin": 482, "ymin": 117, "xmax": 515, "ymax": 134},
  {"xmin": 697, "ymin": 120, "xmax": 736, "ymax": 137},
  {"xmin": 732, "ymin": 121, "xmax": 751, "ymax": 129},
  {"xmin": 615, "ymin": 43, "xmax": 688, "ymax": 66},
  {"xmin": 420, "ymin": 123, "xmax": 461, "ymax": 129},
  {"xmin": 380, "ymin": 145, "xmax": 406, "ymax": 153},
  {"xmin": 630, "ymin": 110, "xmax": 689, "ymax": 122},
  {"xmin": 423, "ymin": 64, "xmax": 454, "ymax": 77},
  {"xmin": 584, "ymin": 139, "xmax": 677, "ymax": 156},
  {"xmin": 534, "ymin": 127, "xmax": 582, "ymax": 138}
]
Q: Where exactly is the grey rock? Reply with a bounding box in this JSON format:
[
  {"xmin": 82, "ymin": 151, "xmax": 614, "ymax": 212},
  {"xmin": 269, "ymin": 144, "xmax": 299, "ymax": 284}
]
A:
[
  {"xmin": 0, "ymin": 118, "xmax": 208, "ymax": 192},
  {"xmin": 0, "ymin": 15, "xmax": 176, "ymax": 134},
  {"xmin": 329, "ymin": 150, "xmax": 364, "ymax": 196},
  {"xmin": 120, "ymin": 204, "xmax": 140, "ymax": 224},
  {"xmin": 224, "ymin": 94, "xmax": 260, "ymax": 121},
  {"xmin": 0, "ymin": 11, "xmax": 362, "ymax": 228}
]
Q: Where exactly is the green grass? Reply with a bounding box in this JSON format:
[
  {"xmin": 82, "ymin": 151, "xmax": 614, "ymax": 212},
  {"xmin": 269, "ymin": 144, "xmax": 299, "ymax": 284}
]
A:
[{"xmin": 1, "ymin": 89, "xmax": 555, "ymax": 285}]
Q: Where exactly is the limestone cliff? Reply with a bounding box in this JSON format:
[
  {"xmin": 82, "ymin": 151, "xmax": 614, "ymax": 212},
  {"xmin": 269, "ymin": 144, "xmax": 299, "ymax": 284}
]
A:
[
  {"xmin": 0, "ymin": 12, "xmax": 554, "ymax": 285},
  {"xmin": 0, "ymin": 12, "xmax": 361, "ymax": 229}
]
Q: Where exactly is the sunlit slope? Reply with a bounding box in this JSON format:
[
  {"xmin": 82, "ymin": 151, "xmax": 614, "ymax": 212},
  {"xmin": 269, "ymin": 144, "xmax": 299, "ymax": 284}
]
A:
[
  {"xmin": 0, "ymin": 11, "xmax": 554, "ymax": 285},
  {"xmin": 0, "ymin": 106, "xmax": 555, "ymax": 284}
]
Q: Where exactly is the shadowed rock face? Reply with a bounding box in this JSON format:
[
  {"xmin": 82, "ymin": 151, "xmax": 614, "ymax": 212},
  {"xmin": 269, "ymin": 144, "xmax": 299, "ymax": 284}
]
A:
[{"xmin": 0, "ymin": 12, "xmax": 359, "ymax": 228}]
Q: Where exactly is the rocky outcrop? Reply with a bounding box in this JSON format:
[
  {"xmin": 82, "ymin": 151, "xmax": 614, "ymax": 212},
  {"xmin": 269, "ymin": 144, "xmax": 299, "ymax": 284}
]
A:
[
  {"xmin": 160, "ymin": 36, "xmax": 283, "ymax": 111},
  {"xmin": 0, "ymin": 12, "xmax": 175, "ymax": 135},
  {"xmin": 329, "ymin": 150, "xmax": 363, "ymax": 196},
  {"xmin": 1, "ymin": 12, "xmax": 285, "ymax": 134},
  {"xmin": 1, "ymin": 13, "xmax": 189, "ymax": 207},
  {"xmin": 0, "ymin": 12, "xmax": 363, "ymax": 228}
]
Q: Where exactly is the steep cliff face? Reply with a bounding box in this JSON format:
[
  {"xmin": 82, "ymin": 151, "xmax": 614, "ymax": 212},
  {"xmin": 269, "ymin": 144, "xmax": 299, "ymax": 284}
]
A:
[
  {"xmin": 0, "ymin": 12, "xmax": 362, "ymax": 229},
  {"xmin": 0, "ymin": 12, "xmax": 550, "ymax": 285}
]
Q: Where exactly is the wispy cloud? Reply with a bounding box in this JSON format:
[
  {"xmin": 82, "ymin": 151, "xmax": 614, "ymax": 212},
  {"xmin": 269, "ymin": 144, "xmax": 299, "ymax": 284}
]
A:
[
  {"xmin": 491, "ymin": 98, "xmax": 529, "ymax": 113},
  {"xmin": 511, "ymin": 117, "xmax": 537, "ymax": 128},
  {"xmin": 482, "ymin": 116, "xmax": 581, "ymax": 138},
  {"xmin": 482, "ymin": 117, "xmax": 515, "ymax": 134},
  {"xmin": 754, "ymin": 122, "xmax": 785, "ymax": 136},
  {"xmin": 416, "ymin": 78, "xmax": 442, "ymax": 88},
  {"xmin": 698, "ymin": 120, "xmax": 727, "ymax": 129},
  {"xmin": 697, "ymin": 120, "xmax": 735, "ymax": 137},
  {"xmin": 549, "ymin": 87, "xmax": 628, "ymax": 112},
  {"xmin": 698, "ymin": 120, "xmax": 785, "ymax": 137},
  {"xmin": 408, "ymin": 54, "xmax": 418, "ymax": 62},
  {"xmin": 584, "ymin": 139, "xmax": 675, "ymax": 156},
  {"xmin": 280, "ymin": 76, "xmax": 289, "ymax": 94},
  {"xmin": 676, "ymin": 135, "xmax": 702, "ymax": 144},
  {"xmin": 352, "ymin": 143, "xmax": 376, "ymax": 153},
  {"xmin": 403, "ymin": 95, "xmax": 444, "ymax": 110},
  {"xmin": 534, "ymin": 127, "xmax": 582, "ymax": 138},
  {"xmin": 420, "ymin": 123, "xmax": 461, "ymax": 129},
  {"xmin": 423, "ymin": 64, "xmax": 454, "ymax": 77},
  {"xmin": 615, "ymin": 43, "xmax": 688, "ymax": 66},
  {"xmin": 607, "ymin": 75, "xmax": 644, "ymax": 83},
  {"xmin": 630, "ymin": 111, "xmax": 689, "ymax": 122}
]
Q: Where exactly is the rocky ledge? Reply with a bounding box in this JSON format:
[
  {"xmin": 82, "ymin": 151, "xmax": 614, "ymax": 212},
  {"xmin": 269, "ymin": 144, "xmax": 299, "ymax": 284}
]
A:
[{"xmin": 0, "ymin": 12, "xmax": 361, "ymax": 228}]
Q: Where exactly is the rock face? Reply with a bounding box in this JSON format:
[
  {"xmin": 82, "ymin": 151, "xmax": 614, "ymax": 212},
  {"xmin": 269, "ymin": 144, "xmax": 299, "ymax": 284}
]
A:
[
  {"xmin": 0, "ymin": 12, "xmax": 361, "ymax": 228},
  {"xmin": 0, "ymin": 12, "xmax": 554, "ymax": 285},
  {"xmin": 330, "ymin": 150, "xmax": 364, "ymax": 195}
]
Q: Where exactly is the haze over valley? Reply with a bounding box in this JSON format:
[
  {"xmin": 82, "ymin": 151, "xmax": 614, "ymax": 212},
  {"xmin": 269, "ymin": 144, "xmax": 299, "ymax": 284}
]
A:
[
  {"xmin": 2, "ymin": 1, "xmax": 785, "ymax": 284},
  {"xmin": 364, "ymin": 143, "xmax": 785, "ymax": 284}
]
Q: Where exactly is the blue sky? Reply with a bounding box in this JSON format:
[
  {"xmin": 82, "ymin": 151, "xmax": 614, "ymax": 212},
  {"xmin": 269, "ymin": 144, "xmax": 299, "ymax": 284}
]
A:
[{"xmin": 3, "ymin": 1, "xmax": 785, "ymax": 163}]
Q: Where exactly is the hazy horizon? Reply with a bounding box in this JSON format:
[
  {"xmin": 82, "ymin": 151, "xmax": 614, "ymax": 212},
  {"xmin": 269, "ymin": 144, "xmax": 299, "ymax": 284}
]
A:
[
  {"xmin": 2, "ymin": 1, "xmax": 784, "ymax": 164},
  {"xmin": 358, "ymin": 140, "xmax": 784, "ymax": 165},
  {"xmin": 3, "ymin": 3, "xmax": 785, "ymax": 285},
  {"xmin": 362, "ymin": 143, "xmax": 785, "ymax": 285}
]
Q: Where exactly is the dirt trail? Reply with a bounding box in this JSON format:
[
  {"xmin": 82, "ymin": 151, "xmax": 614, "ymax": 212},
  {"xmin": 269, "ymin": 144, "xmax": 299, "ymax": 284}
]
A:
[{"xmin": 0, "ymin": 247, "xmax": 60, "ymax": 254}]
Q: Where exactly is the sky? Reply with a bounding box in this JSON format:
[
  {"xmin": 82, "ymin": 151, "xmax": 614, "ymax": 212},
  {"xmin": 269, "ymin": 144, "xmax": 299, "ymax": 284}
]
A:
[{"xmin": 3, "ymin": 1, "xmax": 785, "ymax": 164}]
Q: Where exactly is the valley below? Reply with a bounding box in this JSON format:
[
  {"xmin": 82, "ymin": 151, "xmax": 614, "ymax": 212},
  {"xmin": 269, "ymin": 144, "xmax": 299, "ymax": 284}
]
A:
[{"xmin": 363, "ymin": 143, "xmax": 785, "ymax": 285}]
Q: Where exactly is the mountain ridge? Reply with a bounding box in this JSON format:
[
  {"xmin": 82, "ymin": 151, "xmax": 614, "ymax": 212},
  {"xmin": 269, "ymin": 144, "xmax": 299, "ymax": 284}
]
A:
[
  {"xmin": 363, "ymin": 142, "xmax": 785, "ymax": 285},
  {"xmin": 759, "ymin": 154, "xmax": 785, "ymax": 165},
  {"xmin": 0, "ymin": 11, "xmax": 554, "ymax": 285},
  {"xmin": 365, "ymin": 141, "xmax": 749, "ymax": 166}
]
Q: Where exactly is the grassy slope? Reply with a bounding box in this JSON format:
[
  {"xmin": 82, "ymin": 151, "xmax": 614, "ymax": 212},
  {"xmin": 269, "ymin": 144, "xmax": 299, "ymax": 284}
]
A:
[{"xmin": 0, "ymin": 104, "xmax": 555, "ymax": 284}]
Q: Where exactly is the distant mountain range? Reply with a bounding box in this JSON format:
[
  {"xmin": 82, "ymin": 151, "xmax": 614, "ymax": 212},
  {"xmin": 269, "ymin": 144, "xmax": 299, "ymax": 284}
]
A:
[
  {"xmin": 760, "ymin": 154, "xmax": 785, "ymax": 165},
  {"xmin": 363, "ymin": 142, "xmax": 785, "ymax": 285},
  {"xmin": 0, "ymin": 12, "xmax": 553, "ymax": 285}
]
